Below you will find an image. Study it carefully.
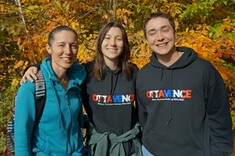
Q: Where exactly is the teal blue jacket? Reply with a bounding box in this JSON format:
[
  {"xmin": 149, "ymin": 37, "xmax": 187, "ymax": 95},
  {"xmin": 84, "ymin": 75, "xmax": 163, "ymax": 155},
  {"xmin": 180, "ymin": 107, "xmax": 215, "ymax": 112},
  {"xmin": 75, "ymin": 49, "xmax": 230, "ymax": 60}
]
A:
[{"xmin": 14, "ymin": 57, "xmax": 86, "ymax": 156}]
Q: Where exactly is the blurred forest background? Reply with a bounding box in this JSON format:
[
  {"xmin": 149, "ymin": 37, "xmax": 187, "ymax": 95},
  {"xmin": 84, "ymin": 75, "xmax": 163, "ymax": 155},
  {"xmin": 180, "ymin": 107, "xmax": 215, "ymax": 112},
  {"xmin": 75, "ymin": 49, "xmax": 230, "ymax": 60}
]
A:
[{"xmin": 0, "ymin": 0, "xmax": 235, "ymax": 155}]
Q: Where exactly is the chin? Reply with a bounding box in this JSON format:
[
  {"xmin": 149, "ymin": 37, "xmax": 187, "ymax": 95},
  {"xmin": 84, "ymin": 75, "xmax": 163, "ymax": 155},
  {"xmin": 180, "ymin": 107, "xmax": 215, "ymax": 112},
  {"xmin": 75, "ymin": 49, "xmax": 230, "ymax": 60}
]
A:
[
  {"xmin": 62, "ymin": 64, "xmax": 73, "ymax": 69},
  {"xmin": 153, "ymin": 48, "xmax": 168, "ymax": 54}
]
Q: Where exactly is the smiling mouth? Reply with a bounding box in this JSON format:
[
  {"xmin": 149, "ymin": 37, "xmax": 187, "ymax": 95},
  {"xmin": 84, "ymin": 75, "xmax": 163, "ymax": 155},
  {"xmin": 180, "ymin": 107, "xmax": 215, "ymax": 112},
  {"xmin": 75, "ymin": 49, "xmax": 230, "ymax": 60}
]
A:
[
  {"xmin": 61, "ymin": 57, "xmax": 72, "ymax": 62},
  {"xmin": 108, "ymin": 48, "xmax": 118, "ymax": 52},
  {"xmin": 108, "ymin": 47, "xmax": 118, "ymax": 50},
  {"xmin": 156, "ymin": 42, "xmax": 168, "ymax": 47}
]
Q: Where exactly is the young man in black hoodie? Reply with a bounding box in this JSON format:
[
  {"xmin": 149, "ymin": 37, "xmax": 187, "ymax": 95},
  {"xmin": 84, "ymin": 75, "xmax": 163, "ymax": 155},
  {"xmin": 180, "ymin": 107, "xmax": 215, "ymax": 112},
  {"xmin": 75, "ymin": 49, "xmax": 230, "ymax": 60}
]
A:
[{"xmin": 136, "ymin": 12, "xmax": 233, "ymax": 156}]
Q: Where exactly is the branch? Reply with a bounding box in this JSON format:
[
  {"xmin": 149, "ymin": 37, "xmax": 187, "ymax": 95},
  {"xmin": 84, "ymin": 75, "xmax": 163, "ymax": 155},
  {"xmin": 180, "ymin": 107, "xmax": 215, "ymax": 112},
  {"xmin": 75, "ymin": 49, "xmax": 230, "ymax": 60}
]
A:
[
  {"xmin": 14, "ymin": 0, "xmax": 36, "ymax": 64},
  {"xmin": 14, "ymin": 0, "xmax": 28, "ymax": 34}
]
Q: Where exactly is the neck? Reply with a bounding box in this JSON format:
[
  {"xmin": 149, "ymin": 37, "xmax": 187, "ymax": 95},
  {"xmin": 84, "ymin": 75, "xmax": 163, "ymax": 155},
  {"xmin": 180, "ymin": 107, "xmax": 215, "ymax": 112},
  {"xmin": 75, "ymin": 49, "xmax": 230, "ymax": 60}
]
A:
[
  {"xmin": 57, "ymin": 75, "xmax": 69, "ymax": 89},
  {"xmin": 104, "ymin": 59, "xmax": 119, "ymax": 70},
  {"xmin": 54, "ymin": 70, "xmax": 69, "ymax": 89},
  {"xmin": 51, "ymin": 62, "xmax": 69, "ymax": 89},
  {"xmin": 156, "ymin": 49, "xmax": 183, "ymax": 67}
]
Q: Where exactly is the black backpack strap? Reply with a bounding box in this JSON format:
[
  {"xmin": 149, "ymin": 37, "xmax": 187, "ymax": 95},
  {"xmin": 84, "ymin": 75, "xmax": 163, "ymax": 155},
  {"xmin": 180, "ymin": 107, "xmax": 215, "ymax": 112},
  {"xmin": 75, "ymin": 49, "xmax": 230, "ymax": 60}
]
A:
[
  {"xmin": 6, "ymin": 70, "xmax": 46, "ymax": 154},
  {"xmin": 34, "ymin": 70, "xmax": 46, "ymax": 124}
]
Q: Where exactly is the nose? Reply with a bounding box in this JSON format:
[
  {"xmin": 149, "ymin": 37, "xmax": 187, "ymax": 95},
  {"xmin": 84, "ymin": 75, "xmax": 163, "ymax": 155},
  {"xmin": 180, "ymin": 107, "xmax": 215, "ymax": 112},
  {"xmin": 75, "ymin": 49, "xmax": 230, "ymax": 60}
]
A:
[
  {"xmin": 156, "ymin": 31, "xmax": 164, "ymax": 41},
  {"xmin": 109, "ymin": 38, "xmax": 116, "ymax": 46},
  {"xmin": 64, "ymin": 45, "xmax": 72, "ymax": 54}
]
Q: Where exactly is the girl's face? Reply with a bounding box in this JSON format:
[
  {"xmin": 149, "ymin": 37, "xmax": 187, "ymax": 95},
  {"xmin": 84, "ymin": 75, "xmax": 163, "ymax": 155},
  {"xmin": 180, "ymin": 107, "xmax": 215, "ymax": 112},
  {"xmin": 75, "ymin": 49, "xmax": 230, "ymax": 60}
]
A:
[
  {"xmin": 145, "ymin": 17, "xmax": 176, "ymax": 57},
  {"xmin": 46, "ymin": 30, "xmax": 78, "ymax": 73},
  {"xmin": 101, "ymin": 27, "xmax": 124, "ymax": 64}
]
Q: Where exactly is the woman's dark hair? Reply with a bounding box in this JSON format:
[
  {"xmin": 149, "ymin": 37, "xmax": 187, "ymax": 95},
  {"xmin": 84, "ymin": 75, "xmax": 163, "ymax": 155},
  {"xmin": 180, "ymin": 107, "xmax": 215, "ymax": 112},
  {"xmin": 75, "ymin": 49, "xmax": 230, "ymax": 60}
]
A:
[
  {"xmin": 143, "ymin": 12, "xmax": 175, "ymax": 38},
  {"xmin": 48, "ymin": 25, "xmax": 78, "ymax": 46},
  {"xmin": 92, "ymin": 21, "xmax": 134, "ymax": 81}
]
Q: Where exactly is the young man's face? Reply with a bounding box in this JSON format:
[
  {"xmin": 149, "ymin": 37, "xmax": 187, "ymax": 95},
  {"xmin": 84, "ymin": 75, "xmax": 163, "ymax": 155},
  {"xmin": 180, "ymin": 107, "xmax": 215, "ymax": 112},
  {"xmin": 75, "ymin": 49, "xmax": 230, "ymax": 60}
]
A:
[{"xmin": 145, "ymin": 17, "xmax": 175, "ymax": 56}]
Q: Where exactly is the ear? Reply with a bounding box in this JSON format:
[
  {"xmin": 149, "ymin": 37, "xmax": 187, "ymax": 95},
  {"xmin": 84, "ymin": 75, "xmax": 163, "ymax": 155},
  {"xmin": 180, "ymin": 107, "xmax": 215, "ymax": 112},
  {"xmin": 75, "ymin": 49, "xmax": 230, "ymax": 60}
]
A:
[{"xmin": 46, "ymin": 44, "xmax": 52, "ymax": 55}]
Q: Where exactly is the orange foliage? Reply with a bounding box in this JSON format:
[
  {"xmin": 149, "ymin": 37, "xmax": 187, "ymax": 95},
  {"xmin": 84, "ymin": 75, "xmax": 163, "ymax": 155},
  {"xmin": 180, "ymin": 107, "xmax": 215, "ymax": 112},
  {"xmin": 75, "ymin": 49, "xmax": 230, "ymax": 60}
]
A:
[
  {"xmin": 1, "ymin": 2, "xmax": 235, "ymax": 155},
  {"xmin": 1, "ymin": 0, "xmax": 235, "ymax": 129}
]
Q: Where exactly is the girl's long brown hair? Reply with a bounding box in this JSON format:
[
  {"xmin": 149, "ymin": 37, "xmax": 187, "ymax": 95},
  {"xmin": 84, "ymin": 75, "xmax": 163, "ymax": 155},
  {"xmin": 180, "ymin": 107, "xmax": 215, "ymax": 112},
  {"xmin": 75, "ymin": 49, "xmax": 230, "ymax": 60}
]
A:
[{"xmin": 92, "ymin": 22, "xmax": 134, "ymax": 81}]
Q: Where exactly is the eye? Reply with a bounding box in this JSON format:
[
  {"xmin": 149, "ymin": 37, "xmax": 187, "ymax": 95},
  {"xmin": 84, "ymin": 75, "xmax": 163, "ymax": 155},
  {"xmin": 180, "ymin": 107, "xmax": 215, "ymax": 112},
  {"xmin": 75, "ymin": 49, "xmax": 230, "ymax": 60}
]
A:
[
  {"xmin": 161, "ymin": 26, "xmax": 171, "ymax": 32},
  {"xmin": 71, "ymin": 44, "xmax": 78, "ymax": 49},
  {"xmin": 148, "ymin": 30, "xmax": 156, "ymax": 36},
  {"xmin": 58, "ymin": 44, "xmax": 64, "ymax": 47},
  {"xmin": 116, "ymin": 37, "xmax": 123, "ymax": 41},
  {"xmin": 104, "ymin": 36, "xmax": 110, "ymax": 40}
]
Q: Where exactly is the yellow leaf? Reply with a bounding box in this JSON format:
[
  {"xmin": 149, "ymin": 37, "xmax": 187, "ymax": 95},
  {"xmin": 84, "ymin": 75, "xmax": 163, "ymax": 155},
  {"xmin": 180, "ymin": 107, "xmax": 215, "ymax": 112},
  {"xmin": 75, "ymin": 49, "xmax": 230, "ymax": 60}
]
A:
[
  {"xmin": 14, "ymin": 61, "xmax": 24, "ymax": 69},
  {"xmin": 186, "ymin": 27, "xmax": 189, "ymax": 32}
]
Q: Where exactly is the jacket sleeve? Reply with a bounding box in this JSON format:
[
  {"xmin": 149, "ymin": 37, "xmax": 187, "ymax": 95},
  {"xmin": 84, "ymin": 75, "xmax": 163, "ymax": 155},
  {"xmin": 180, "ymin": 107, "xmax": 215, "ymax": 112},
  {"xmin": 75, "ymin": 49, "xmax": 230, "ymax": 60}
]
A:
[
  {"xmin": 206, "ymin": 64, "xmax": 234, "ymax": 155},
  {"xmin": 14, "ymin": 82, "xmax": 36, "ymax": 156}
]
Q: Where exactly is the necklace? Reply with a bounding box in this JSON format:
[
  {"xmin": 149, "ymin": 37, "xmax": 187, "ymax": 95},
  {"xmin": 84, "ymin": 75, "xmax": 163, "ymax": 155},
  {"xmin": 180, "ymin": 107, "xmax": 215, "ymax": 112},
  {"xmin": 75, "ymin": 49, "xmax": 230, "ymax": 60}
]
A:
[{"xmin": 58, "ymin": 76, "xmax": 69, "ymax": 89}]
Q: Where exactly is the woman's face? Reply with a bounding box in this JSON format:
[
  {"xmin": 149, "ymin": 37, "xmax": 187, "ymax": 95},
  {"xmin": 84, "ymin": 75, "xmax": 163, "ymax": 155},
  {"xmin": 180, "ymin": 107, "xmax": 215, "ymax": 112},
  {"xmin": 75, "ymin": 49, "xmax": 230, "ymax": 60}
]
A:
[
  {"xmin": 46, "ymin": 30, "xmax": 78, "ymax": 72},
  {"xmin": 101, "ymin": 27, "xmax": 124, "ymax": 63}
]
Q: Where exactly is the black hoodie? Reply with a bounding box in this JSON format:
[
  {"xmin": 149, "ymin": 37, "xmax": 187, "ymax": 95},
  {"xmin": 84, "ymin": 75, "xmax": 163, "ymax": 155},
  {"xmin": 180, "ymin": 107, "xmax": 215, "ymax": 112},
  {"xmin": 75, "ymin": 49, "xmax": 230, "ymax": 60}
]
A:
[
  {"xmin": 82, "ymin": 61, "xmax": 139, "ymax": 154},
  {"xmin": 136, "ymin": 47, "xmax": 233, "ymax": 156}
]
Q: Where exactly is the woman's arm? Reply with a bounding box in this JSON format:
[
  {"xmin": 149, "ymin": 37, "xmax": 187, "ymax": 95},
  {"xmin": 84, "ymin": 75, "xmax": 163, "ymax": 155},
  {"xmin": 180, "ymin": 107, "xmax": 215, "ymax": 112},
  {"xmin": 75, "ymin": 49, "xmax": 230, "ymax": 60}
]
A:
[{"xmin": 14, "ymin": 83, "xmax": 36, "ymax": 156}]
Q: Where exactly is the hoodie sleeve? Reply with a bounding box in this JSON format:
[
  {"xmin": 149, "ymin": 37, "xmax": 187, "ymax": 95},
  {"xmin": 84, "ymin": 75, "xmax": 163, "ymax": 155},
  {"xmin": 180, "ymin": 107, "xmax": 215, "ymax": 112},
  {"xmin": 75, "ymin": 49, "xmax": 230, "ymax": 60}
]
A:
[
  {"xmin": 136, "ymin": 72, "xmax": 148, "ymax": 130},
  {"xmin": 136, "ymin": 93, "xmax": 148, "ymax": 130},
  {"xmin": 206, "ymin": 64, "xmax": 233, "ymax": 155},
  {"xmin": 14, "ymin": 81, "xmax": 36, "ymax": 156}
]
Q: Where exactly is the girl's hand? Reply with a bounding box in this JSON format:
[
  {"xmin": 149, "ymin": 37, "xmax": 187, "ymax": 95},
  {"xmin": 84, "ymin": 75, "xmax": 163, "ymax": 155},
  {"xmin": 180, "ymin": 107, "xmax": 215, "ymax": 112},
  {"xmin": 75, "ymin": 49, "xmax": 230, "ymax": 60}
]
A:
[{"xmin": 20, "ymin": 67, "xmax": 39, "ymax": 84}]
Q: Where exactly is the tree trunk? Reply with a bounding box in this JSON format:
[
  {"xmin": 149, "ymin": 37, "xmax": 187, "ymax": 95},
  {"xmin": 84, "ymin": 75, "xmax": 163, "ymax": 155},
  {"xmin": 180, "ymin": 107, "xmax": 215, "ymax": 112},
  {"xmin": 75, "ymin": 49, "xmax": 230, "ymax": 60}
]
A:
[{"xmin": 15, "ymin": 0, "xmax": 35, "ymax": 64}]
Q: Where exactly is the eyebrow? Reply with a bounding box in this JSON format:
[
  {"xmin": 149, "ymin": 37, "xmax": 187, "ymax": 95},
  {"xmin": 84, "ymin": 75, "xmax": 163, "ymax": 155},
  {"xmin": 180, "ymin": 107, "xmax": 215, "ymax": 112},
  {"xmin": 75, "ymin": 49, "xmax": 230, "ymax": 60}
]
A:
[
  {"xmin": 147, "ymin": 28, "xmax": 156, "ymax": 34},
  {"xmin": 105, "ymin": 34, "xmax": 122, "ymax": 38},
  {"xmin": 147, "ymin": 25, "xmax": 171, "ymax": 33},
  {"xmin": 55, "ymin": 42, "xmax": 65, "ymax": 45},
  {"xmin": 161, "ymin": 25, "xmax": 171, "ymax": 29},
  {"xmin": 56, "ymin": 41, "xmax": 77, "ymax": 44}
]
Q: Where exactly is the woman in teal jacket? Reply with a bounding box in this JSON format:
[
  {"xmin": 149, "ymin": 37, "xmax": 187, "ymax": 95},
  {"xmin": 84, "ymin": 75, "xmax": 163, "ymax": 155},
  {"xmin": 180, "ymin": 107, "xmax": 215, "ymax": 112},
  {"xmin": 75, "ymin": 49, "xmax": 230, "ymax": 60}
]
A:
[{"xmin": 14, "ymin": 26, "xmax": 86, "ymax": 156}]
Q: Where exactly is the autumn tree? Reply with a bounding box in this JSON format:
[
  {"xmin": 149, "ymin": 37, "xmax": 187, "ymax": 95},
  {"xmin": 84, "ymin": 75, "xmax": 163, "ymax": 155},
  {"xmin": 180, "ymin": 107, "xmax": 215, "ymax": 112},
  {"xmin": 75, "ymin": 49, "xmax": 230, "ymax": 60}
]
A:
[{"xmin": 0, "ymin": 0, "xmax": 234, "ymax": 154}]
